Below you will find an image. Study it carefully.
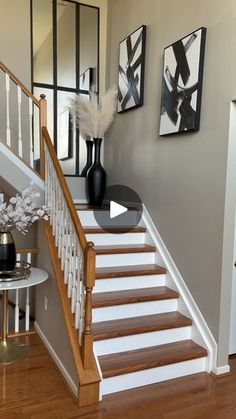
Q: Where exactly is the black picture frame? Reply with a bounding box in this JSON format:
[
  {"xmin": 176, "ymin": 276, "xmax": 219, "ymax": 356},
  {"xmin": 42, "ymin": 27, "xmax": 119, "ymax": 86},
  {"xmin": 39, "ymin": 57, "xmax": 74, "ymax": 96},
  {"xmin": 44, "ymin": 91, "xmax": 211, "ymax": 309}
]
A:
[
  {"xmin": 159, "ymin": 27, "xmax": 207, "ymax": 136},
  {"xmin": 79, "ymin": 67, "xmax": 93, "ymax": 92},
  {"xmin": 117, "ymin": 25, "xmax": 146, "ymax": 113},
  {"xmin": 57, "ymin": 108, "xmax": 72, "ymax": 161}
]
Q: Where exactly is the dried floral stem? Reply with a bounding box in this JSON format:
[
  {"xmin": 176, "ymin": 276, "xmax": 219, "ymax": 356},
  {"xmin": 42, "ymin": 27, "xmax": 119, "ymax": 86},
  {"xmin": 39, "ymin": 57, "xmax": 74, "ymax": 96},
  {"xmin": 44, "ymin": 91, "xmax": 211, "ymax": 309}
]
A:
[
  {"xmin": 70, "ymin": 86, "xmax": 117, "ymax": 139},
  {"xmin": 0, "ymin": 183, "xmax": 49, "ymax": 235}
]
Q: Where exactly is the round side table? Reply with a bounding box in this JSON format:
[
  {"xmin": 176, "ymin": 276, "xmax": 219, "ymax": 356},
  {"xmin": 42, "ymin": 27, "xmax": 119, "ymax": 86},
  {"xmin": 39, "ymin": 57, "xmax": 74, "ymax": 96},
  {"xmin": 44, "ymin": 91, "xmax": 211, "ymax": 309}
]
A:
[{"xmin": 0, "ymin": 267, "xmax": 48, "ymax": 365}]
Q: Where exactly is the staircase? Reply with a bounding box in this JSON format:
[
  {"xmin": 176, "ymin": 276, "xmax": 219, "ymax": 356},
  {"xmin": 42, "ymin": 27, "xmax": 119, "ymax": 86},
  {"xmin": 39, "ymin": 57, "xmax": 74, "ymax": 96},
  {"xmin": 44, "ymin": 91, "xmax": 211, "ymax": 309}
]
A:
[
  {"xmin": 0, "ymin": 60, "xmax": 217, "ymax": 407},
  {"xmin": 77, "ymin": 204, "xmax": 208, "ymax": 397}
]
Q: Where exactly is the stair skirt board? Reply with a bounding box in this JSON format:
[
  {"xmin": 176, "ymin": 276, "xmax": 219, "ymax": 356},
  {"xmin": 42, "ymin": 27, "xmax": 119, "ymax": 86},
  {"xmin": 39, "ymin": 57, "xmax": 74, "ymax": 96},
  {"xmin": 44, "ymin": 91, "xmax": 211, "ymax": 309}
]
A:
[
  {"xmin": 92, "ymin": 299, "xmax": 178, "ymax": 322},
  {"xmin": 94, "ymin": 327, "xmax": 192, "ymax": 356},
  {"xmin": 96, "ymin": 252, "xmax": 155, "ymax": 268},
  {"xmin": 86, "ymin": 232, "xmax": 146, "ymax": 246},
  {"xmin": 94, "ymin": 274, "xmax": 166, "ymax": 293},
  {"xmin": 101, "ymin": 357, "xmax": 207, "ymax": 396}
]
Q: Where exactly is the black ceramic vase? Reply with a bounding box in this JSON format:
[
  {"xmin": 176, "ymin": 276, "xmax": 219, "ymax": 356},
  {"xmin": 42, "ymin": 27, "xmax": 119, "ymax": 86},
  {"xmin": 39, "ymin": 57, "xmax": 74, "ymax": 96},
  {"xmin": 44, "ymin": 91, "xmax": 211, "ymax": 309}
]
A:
[
  {"xmin": 80, "ymin": 140, "xmax": 93, "ymax": 177},
  {"xmin": 0, "ymin": 232, "xmax": 16, "ymax": 272},
  {"xmin": 87, "ymin": 138, "xmax": 106, "ymax": 206}
]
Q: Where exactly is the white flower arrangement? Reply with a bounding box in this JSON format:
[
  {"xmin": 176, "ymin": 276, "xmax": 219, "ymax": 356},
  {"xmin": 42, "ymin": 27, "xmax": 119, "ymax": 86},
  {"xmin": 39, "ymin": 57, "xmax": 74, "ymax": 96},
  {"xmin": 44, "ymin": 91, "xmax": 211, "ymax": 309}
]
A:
[
  {"xmin": 0, "ymin": 183, "xmax": 49, "ymax": 235},
  {"xmin": 71, "ymin": 86, "xmax": 117, "ymax": 139}
]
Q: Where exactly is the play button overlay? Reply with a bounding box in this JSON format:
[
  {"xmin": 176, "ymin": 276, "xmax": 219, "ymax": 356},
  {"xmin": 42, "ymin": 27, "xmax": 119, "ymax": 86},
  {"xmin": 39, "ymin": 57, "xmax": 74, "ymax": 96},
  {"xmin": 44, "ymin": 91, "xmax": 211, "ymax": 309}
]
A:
[
  {"xmin": 93, "ymin": 184, "xmax": 143, "ymax": 233},
  {"xmin": 110, "ymin": 201, "xmax": 128, "ymax": 219}
]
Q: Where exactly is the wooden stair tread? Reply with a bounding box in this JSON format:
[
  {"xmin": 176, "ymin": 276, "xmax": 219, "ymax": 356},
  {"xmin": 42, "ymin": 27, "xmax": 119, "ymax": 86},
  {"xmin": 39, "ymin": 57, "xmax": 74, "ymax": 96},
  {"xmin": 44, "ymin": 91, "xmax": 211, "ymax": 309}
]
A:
[
  {"xmin": 95, "ymin": 243, "xmax": 155, "ymax": 255},
  {"xmin": 76, "ymin": 204, "xmax": 139, "ymax": 211},
  {"xmin": 93, "ymin": 311, "xmax": 192, "ymax": 341},
  {"xmin": 93, "ymin": 286, "xmax": 179, "ymax": 308},
  {"xmin": 84, "ymin": 226, "xmax": 146, "ymax": 234},
  {"xmin": 95, "ymin": 264, "xmax": 167, "ymax": 279},
  {"xmin": 98, "ymin": 340, "xmax": 207, "ymax": 378}
]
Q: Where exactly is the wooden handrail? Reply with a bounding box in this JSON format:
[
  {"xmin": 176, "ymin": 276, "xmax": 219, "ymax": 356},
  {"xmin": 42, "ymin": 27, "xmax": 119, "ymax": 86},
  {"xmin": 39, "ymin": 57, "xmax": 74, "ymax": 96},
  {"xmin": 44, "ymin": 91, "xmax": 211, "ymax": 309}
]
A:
[
  {"xmin": 42, "ymin": 127, "xmax": 88, "ymax": 251},
  {"xmin": 0, "ymin": 61, "xmax": 40, "ymax": 107}
]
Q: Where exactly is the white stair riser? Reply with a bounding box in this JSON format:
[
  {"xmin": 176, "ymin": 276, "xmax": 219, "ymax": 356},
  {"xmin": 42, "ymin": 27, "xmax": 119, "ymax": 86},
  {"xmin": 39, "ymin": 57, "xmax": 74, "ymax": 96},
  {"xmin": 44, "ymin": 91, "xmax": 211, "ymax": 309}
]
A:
[
  {"xmin": 93, "ymin": 299, "xmax": 177, "ymax": 322},
  {"xmin": 96, "ymin": 252, "xmax": 155, "ymax": 268},
  {"xmin": 94, "ymin": 274, "xmax": 166, "ymax": 293},
  {"xmin": 94, "ymin": 326, "xmax": 191, "ymax": 355},
  {"xmin": 85, "ymin": 232, "xmax": 146, "ymax": 246},
  {"xmin": 78, "ymin": 210, "xmax": 139, "ymax": 227},
  {"xmin": 101, "ymin": 357, "xmax": 207, "ymax": 396}
]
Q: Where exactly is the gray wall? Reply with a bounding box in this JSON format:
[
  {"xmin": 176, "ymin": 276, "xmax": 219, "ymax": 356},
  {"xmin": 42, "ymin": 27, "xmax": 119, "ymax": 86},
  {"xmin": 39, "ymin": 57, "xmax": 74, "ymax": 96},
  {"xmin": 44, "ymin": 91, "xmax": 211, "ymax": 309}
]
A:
[
  {"xmin": 36, "ymin": 223, "xmax": 77, "ymax": 386},
  {"xmin": 105, "ymin": 0, "xmax": 236, "ymax": 363},
  {"xmin": 0, "ymin": 0, "xmax": 31, "ymax": 87}
]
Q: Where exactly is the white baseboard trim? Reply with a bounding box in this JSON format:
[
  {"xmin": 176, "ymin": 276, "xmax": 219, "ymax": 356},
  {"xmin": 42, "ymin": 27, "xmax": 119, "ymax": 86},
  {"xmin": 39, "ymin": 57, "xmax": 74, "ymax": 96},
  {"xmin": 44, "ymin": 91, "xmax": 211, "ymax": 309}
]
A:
[
  {"xmin": 212, "ymin": 364, "xmax": 230, "ymax": 375},
  {"xmin": 142, "ymin": 204, "xmax": 218, "ymax": 372},
  {"xmin": 34, "ymin": 322, "xmax": 78, "ymax": 396}
]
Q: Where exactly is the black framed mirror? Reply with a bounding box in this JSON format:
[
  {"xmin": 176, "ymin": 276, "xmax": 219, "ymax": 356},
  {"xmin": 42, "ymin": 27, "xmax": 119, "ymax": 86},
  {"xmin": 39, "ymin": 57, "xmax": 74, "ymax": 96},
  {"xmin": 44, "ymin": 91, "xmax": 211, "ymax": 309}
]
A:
[{"xmin": 31, "ymin": 0, "xmax": 99, "ymax": 176}]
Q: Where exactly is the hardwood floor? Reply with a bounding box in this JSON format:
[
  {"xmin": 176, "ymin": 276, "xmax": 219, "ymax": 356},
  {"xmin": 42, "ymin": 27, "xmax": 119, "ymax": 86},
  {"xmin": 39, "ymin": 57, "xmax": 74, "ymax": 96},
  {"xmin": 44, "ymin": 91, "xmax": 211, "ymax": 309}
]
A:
[{"xmin": 0, "ymin": 334, "xmax": 235, "ymax": 418}]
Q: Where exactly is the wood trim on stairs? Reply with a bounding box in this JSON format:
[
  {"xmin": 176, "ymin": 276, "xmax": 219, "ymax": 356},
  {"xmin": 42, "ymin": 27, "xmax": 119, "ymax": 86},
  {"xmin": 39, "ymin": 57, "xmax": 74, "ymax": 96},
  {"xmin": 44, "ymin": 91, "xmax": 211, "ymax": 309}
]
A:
[
  {"xmin": 95, "ymin": 264, "xmax": 167, "ymax": 279},
  {"xmin": 92, "ymin": 286, "xmax": 179, "ymax": 308},
  {"xmin": 99, "ymin": 340, "xmax": 207, "ymax": 378},
  {"xmin": 94, "ymin": 244, "xmax": 156, "ymax": 255},
  {"xmin": 84, "ymin": 226, "xmax": 146, "ymax": 234},
  {"xmin": 93, "ymin": 312, "xmax": 192, "ymax": 341}
]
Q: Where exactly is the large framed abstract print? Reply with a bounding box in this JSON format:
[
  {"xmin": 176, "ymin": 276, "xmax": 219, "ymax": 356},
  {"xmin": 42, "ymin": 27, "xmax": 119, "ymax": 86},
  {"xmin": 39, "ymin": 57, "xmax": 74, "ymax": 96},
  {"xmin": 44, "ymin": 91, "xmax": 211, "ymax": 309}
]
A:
[
  {"xmin": 118, "ymin": 25, "xmax": 146, "ymax": 113},
  {"xmin": 159, "ymin": 27, "xmax": 206, "ymax": 136}
]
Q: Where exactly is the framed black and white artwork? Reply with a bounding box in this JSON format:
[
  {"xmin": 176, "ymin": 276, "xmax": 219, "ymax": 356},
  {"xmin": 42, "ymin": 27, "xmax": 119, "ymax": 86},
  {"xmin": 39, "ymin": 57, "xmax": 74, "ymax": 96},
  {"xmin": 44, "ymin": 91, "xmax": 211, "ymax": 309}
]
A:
[
  {"xmin": 159, "ymin": 27, "xmax": 206, "ymax": 136},
  {"xmin": 118, "ymin": 25, "xmax": 146, "ymax": 113},
  {"xmin": 57, "ymin": 108, "xmax": 72, "ymax": 160}
]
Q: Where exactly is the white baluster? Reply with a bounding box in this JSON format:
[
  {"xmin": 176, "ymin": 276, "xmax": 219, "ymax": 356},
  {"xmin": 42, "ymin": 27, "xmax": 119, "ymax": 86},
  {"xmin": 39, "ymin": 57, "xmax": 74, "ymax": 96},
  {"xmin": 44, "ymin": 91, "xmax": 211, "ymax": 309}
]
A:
[
  {"xmin": 71, "ymin": 235, "xmax": 77, "ymax": 313},
  {"xmin": 44, "ymin": 148, "xmax": 86, "ymax": 340},
  {"xmin": 5, "ymin": 74, "xmax": 11, "ymax": 146},
  {"xmin": 15, "ymin": 289, "xmax": 19, "ymax": 333},
  {"xmin": 25, "ymin": 287, "xmax": 30, "ymax": 331},
  {"xmin": 64, "ymin": 216, "xmax": 69, "ymax": 283},
  {"xmin": 17, "ymin": 86, "xmax": 23, "ymax": 157},
  {"xmin": 59, "ymin": 200, "xmax": 65, "ymax": 263},
  {"xmin": 56, "ymin": 188, "xmax": 62, "ymax": 250},
  {"xmin": 61, "ymin": 203, "xmax": 67, "ymax": 270},
  {"xmin": 75, "ymin": 243, "xmax": 82, "ymax": 329},
  {"xmin": 29, "ymin": 98, "xmax": 34, "ymax": 167},
  {"xmin": 52, "ymin": 174, "xmax": 57, "ymax": 236},
  {"xmin": 67, "ymin": 221, "xmax": 73, "ymax": 298},
  {"xmin": 27, "ymin": 253, "xmax": 32, "ymax": 265}
]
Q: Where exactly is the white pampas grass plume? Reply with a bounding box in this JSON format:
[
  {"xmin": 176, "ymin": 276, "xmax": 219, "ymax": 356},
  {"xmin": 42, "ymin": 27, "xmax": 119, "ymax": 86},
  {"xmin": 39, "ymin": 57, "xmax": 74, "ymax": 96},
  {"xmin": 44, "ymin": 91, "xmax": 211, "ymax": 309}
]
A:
[{"xmin": 70, "ymin": 86, "xmax": 117, "ymax": 139}]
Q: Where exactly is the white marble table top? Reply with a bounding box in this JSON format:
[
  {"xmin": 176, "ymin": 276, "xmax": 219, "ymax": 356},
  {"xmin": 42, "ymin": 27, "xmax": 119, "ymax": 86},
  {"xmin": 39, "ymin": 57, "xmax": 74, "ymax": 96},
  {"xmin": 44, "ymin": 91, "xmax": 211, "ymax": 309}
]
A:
[{"xmin": 0, "ymin": 267, "xmax": 48, "ymax": 290}]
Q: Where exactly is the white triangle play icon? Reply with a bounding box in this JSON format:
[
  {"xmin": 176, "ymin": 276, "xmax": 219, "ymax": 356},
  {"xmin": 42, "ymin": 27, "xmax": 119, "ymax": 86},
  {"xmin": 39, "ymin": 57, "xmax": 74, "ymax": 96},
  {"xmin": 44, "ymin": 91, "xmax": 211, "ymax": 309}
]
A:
[{"xmin": 110, "ymin": 200, "xmax": 128, "ymax": 219}]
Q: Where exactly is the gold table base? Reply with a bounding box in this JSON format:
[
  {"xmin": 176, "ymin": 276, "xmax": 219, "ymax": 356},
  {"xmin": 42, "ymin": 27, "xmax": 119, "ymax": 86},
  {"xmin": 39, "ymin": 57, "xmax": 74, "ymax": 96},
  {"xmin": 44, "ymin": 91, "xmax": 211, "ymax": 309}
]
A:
[
  {"xmin": 0, "ymin": 289, "xmax": 28, "ymax": 365},
  {"xmin": 0, "ymin": 340, "xmax": 28, "ymax": 365}
]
